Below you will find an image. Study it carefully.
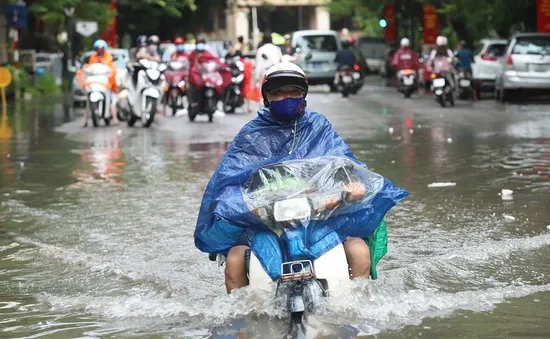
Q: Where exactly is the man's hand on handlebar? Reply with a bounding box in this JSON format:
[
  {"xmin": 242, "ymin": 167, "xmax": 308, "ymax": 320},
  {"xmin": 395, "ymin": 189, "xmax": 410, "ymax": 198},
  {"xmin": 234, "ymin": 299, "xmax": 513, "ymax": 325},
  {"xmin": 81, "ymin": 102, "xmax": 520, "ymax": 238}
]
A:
[{"xmin": 343, "ymin": 182, "xmax": 366, "ymax": 202}]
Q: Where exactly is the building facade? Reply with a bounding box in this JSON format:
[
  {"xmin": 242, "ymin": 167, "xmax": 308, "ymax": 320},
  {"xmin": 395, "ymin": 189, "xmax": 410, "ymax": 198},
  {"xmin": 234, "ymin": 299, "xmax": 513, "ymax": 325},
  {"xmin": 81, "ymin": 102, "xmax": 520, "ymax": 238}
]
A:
[{"xmin": 225, "ymin": 0, "xmax": 331, "ymax": 44}]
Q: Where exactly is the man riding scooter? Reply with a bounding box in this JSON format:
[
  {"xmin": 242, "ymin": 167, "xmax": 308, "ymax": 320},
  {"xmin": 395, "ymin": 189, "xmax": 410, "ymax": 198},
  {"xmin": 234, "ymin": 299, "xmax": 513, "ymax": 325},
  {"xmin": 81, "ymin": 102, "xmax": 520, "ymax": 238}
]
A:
[
  {"xmin": 164, "ymin": 36, "xmax": 190, "ymax": 115},
  {"xmin": 80, "ymin": 39, "xmax": 119, "ymax": 127},
  {"xmin": 392, "ymin": 38, "xmax": 421, "ymax": 95}
]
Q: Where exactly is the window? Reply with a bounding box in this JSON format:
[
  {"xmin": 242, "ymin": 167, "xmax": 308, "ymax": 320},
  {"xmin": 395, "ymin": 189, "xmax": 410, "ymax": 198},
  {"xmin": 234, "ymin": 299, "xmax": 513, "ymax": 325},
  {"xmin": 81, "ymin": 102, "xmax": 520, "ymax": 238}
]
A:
[
  {"xmin": 296, "ymin": 35, "xmax": 338, "ymax": 52},
  {"xmin": 512, "ymin": 36, "xmax": 550, "ymax": 55},
  {"xmin": 485, "ymin": 44, "xmax": 507, "ymax": 58}
]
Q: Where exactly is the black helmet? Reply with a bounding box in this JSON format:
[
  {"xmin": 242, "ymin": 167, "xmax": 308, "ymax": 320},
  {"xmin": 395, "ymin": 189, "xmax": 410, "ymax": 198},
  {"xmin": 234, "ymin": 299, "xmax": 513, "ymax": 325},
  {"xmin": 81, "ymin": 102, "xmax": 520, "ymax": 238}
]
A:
[
  {"xmin": 136, "ymin": 35, "xmax": 147, "ymax": 47},
  {"xmin": 261, "ymin": 62, "xmax": 309, "ymax": 106}
]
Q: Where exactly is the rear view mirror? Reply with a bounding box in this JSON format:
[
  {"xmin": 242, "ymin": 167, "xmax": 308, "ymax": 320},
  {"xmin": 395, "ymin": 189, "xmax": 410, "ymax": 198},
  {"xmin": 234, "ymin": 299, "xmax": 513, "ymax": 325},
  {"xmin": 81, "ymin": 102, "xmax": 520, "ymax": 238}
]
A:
[{"xmin": 305, "ymin": 53, "xmax": 312, "ymax": 61}]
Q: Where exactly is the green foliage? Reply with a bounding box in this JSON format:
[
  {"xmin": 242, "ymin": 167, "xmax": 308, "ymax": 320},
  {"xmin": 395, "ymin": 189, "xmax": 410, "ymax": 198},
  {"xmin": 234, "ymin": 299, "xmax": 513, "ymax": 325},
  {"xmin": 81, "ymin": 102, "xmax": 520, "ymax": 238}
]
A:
[{"xmin": 329, "ymin": 0, "xmax": 537, "ymax": 42}]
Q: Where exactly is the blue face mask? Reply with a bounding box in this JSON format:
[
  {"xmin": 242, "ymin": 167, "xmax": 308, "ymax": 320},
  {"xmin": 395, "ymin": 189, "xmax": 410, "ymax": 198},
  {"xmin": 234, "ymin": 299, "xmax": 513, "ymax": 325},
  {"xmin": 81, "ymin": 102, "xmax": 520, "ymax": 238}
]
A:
[
  {"xmin": 196, "ymin": 43, "xmax": 206, "ymax": 52},
  {"xmin": 176, "ymin": 44, "xmax": 184, "ymax": 52},
  {"xmin": 269, "ymin": 97, "xmax": 305, "ymax": 121}
]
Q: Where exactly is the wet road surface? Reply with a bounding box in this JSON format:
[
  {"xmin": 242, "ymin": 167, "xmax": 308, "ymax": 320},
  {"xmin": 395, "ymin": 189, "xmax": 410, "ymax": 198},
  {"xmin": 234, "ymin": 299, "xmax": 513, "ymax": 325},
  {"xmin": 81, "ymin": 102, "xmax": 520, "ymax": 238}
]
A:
[{"xmin": 1, "ymin": 81, "xmax": 549, "ymax": 338}]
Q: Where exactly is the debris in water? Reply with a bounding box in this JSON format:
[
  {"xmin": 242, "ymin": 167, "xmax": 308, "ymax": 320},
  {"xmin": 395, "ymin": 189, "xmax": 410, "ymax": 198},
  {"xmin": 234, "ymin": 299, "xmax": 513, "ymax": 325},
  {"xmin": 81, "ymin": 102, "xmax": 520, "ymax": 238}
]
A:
[
  {"xmin": 546, "ymin": 225, "xmax": 550, "ymax": 231},
  {"xmin": 116, "ymin": 129, "xmax": 122, "ymax": 135},
  {"xmin": 6, "ymin": 153, "xmax": 10, "ymax": 158},
  {"xmin": 447, "ymin": 137, "xmax": 453, "ymax": 143},
  {"xmin": 409, "ymin": 128, "xmax": 414, "ymax": 134},
  {"xmin": 503, "ymin": 214, "xmax": 516, "ymax": 221},
  {"xmin": 428, "ymin": 182, "xmax": 456, "ymax": 188},
  {"xmin": 388, "ymin": 127, "xmax": 394, "ymax": 135},
  {"xmin": 391, "ymin": 160, "xmax": 396, "ymax": 164},
  {"xmin": 500, "ymin": 189, "xmax": 514, "ymax": 200}
]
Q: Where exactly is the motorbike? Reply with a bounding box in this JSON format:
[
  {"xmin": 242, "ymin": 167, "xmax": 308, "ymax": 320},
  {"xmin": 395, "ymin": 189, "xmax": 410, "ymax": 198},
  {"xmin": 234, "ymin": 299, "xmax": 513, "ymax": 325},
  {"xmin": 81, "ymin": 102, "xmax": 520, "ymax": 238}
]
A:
[
  {"xmin": 123, "ymin": 59, "xmax": 167, "ymax": 127},
  {"xmin": 457, "ymin": 71, "xmax": 473, "ymax": 100},
  {"xmin": 430, "ymin": 57, "xmax": 455, "ymax": 107},
  {"xmin": 78, "ymin": 63, "xmax": 114, "ymax": 127},
  {"xmin": 163, "ymin": 59, "xmax": 189, "ymax": 115},
  {"xmin": 397, "ymin": 68, "xmax": 417, "ymax": 98},
  {"xmin": 337, "ymin": 66, "xmax": 355, "ymax": 98},
  {"xmin": 222, "ymin": 56, "xmax": 245, "ymax": 114},
  {"xmin": 188, "ymin": 60, "xmax": 224, "ymax": 123},
  {"xmin": 236, "ymin": 156, "xmax": 385, "ymax": 337}
]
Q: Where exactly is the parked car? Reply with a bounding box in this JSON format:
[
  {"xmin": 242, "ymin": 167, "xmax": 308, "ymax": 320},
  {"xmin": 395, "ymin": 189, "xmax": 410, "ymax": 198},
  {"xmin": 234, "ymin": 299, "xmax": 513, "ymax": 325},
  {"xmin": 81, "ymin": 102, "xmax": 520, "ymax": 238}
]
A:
[
  {"xmin": 71, "ymin": 48, "xmax": 130, "ymax": 107},
  {"xmin": 357, "ymin": 37, "xmax": 386, "ymax": 74},
  {"xmin": 471, "ymin": 39, "xmax": 508, "ymax": 94},
  {"xmin": 288, "ymin": 30, "xmax": 341, "ymax": 87},
  {"xmin": 494, "ymin": 33, "xmax": 550, "ymax": 102}
]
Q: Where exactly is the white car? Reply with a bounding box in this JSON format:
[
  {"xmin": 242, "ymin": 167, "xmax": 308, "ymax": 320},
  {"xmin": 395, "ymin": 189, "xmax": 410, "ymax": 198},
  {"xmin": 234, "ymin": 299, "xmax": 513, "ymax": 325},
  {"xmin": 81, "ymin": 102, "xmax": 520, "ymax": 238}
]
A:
[
  {"xmin": 471, "ymin": 39, "xmax": 508, "ymax": 92},
  {"xmin": 71, "ymin": 48, "xmax": 130, "ymax": 107}
]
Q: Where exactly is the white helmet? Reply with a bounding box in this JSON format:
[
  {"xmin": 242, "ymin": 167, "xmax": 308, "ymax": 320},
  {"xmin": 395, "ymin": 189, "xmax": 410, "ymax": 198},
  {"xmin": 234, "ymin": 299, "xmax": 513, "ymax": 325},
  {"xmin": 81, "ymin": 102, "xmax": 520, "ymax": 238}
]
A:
[
  {"xmin": 261, "ymin": 62, "xmax": 308, "ymax": 105},
  {"xmin": 400, "ymin": 38, "xmax": 410, "ymax": 47},
  {"xmin": 436, "ymin": 35, "xmax": 448, "ymax": 46}
]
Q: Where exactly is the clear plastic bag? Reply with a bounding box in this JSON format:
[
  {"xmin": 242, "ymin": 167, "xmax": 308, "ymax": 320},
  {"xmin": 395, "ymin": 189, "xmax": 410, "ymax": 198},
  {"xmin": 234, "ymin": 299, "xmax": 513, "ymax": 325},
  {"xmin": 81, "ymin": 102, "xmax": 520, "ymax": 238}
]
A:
[{"xmin": 242, "ymin": 156, "xmax": 385, "ymax": 235}]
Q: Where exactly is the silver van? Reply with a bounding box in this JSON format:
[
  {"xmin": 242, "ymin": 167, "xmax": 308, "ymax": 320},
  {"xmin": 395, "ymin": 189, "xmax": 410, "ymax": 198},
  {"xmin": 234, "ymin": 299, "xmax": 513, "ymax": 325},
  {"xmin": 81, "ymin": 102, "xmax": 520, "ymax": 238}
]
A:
[{"xmin": 289, "ymin": 30, "xmax": 341, "ymax": 86}]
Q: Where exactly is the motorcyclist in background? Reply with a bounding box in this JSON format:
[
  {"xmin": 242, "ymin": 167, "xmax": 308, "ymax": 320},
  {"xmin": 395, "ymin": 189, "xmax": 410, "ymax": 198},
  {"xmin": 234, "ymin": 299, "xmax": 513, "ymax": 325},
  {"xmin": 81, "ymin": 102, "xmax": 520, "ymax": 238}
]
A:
[
  {"xmin": 170, "ymin": 36, "xmax": 188, "ymax": 61},
  {"xmin": 135, "ymin": 35, "xmax": 161, "ymax": 62},
  {"xmin": 392, "ymin": 38, "xmax": 421, "ymax": 81},
  {"xmin": 348, "ymin": 37, "xmax": 368, "ymax": 76},
  {"xmin": 333, "ymin": 39, "xmax": 357, "ymax": 85},
  {"xmin": 130, "ymin": 35, "xmax": 147, "ymax": 62},
  {"xmin": 455, "ymin": 40, "xmax": 477, "ymax": 100},
  {"xmin": 429, "ymin": 35, "xmax": 456, "ymax": 88},
  {"xmin": 79, "ymin": 39, "xmax": 119, "ymax": 127},
  {"xmin": 188, "ymin": 36, "xmax": 220, "ymax": 69}
]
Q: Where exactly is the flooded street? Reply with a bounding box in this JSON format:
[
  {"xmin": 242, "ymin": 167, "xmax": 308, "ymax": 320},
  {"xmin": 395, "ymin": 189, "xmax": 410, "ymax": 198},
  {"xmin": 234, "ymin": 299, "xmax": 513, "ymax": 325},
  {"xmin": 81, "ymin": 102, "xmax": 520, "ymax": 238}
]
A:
[{"xmin": 1, "ymin": 82, "xmax": 549, "ymax": 338}]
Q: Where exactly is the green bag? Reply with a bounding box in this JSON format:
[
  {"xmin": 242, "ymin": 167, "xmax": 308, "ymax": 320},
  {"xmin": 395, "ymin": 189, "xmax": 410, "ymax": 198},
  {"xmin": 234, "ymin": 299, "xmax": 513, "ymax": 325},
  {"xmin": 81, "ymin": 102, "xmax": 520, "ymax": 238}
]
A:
[{"xmin": 365, "ymin": 219, "xmax": 388, "ymax": 280}]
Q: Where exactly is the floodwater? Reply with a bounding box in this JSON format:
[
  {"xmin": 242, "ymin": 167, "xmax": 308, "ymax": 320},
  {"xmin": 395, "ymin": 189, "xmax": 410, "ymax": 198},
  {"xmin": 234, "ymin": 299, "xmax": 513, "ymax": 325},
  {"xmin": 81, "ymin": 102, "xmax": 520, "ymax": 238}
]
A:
[{"xmin": 0, "ymin": 90, "xmax": 549, "ymax": 338}]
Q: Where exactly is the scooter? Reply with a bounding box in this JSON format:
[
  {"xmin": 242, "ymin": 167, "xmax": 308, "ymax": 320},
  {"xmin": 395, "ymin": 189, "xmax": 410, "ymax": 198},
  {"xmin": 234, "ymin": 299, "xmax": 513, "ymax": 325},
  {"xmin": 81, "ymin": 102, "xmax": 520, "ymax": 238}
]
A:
[
  {"xmin": 457, "ymin": 71, "xmax": 473, "ymax": 100},
  {"xmin": 430, "ymin": 57, "xmax": 455, "ymax": 107},
  {"xmin": 124, "ymin": 59, "xmax": 167, "ymax": 127},
  {"xmin": 397, "ymin": 68, "xmax": 417, "ymax": 98},
  {"xmin": 164, "ymin": 60, "xmax": 189, "ymax": 115},
  {"xmin": 222, "ymin": 56, "xmax": 245, "ymax": 114},
  {"xmin": 78, "ymin": 63, "xmax": 114, "ymax": 127},
  {"xmin": 337, "ymin": 66, "xmax": 354, "ymax": 98},
  {"xmin": 188, "ymin": 60, "xmax": 224, "ymax": 123}
]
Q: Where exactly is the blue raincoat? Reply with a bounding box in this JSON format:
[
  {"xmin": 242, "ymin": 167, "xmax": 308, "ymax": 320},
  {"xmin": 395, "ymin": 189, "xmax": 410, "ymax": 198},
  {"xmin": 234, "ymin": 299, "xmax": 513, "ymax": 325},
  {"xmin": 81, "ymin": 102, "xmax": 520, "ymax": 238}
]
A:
[{"xmin": 194, "ymin": 107, "xmax": 408, "ymax": 280}]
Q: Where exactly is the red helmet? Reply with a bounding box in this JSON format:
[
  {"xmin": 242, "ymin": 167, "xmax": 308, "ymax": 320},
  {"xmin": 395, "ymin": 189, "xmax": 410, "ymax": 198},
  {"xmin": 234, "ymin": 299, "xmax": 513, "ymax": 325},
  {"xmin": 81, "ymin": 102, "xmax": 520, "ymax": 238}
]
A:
[
  {"xmin": 174, "ymin": 37, "xmax": 185, "ymax": 45},
  {"xmin": 348, "ymin": 37, "xmax": 356, "ymax": 46}
]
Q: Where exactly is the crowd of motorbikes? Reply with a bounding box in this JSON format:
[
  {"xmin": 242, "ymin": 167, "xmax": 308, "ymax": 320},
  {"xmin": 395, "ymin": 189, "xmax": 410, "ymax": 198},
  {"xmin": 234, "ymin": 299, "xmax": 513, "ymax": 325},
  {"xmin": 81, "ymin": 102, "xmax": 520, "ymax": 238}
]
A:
[
  {"xmin": 394, "ymin": 55, "xmax": 474, "ymax": 107},
  {"xmin": 78, "ymin": 54, "xmax": 249, "ymax": 128}
]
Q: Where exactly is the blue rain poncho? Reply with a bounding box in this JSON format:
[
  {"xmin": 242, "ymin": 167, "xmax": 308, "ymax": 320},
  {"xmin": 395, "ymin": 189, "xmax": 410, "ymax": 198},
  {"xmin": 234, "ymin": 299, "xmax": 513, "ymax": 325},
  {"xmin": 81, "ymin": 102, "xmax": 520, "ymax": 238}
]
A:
[{"xmin": 194, "ymin": 107, "xmax": 408, "ymax": 280}]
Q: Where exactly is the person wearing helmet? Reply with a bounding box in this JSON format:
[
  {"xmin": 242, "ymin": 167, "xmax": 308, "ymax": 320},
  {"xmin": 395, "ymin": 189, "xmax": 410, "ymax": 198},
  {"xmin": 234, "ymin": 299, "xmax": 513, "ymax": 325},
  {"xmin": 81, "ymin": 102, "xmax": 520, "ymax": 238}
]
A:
[
  {"xmin": 170, "ymin": 36, "xmax": 188, "ymax": 61},
  {"xmin": 130, "ymin": 35, "xmax": 147, "ymax": 62},
  {"xmin": 392, "ymin": 37, "xmax": 421, "ymax": 80},
  {"xmin": 195, "ymin": 62, "xmax": 384, "ymax": 294},
  {"xmin": 188, "ymin": 36, "xmax": 218, "ymax": 69},
  {"xmin": 79, "ymin": 39, "xmax": 119, "ymax": 127},
  {"xmin": 135, "ymin": 35, "xmax": 161, "ymax": 62},
  {"xmin": 333, "ymin": 39, "xmax": 357, "ymax": 85},
  {"xmin": 429, "ymin": 35, "xmax": 456, "ymax": 88}
]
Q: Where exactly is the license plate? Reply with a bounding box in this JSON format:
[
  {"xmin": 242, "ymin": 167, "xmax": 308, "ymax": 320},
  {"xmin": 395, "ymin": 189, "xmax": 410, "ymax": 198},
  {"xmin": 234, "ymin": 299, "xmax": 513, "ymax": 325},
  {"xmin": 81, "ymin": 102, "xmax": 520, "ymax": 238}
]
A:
[
  {"xmin": 403, "ymin": 77, "xmax": 414, "ymax": 85},
  {"xmin": 529, "ymin": 64, "xmax": 549, "ymax": 72},
  {"xmin": 343, "ymin": 76, "xmax": 352, "ymax": 83},
  {"xmin": 459, "ymin": 79, "xmax": 471, "ymax": 87},
  {"xmin": 311, "ymin": 62, "xmax": 323, "ymax": 70},
  {"xmin": 205, "ymin": 88, "xmax": 214, "ymax": 97},
  {"xmin": 433, "ymin": 78, "xmax": 445, "ymax": 87},
  {"xmin": 352, "ymin": 72, "xmax": 360, "ymax": 79}
]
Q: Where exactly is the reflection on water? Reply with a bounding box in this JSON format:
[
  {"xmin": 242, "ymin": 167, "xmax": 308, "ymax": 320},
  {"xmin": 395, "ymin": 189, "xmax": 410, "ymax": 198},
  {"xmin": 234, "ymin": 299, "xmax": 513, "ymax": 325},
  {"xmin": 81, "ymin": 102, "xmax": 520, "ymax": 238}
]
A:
[
  {"xmin": 72, "ymin": 129, "xmax": 127, "ymax": 187},
  {"xmin": 0, "ymin": 99, "xmax": 549, "ymax": 338}
]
